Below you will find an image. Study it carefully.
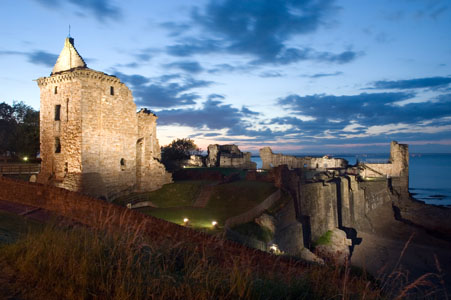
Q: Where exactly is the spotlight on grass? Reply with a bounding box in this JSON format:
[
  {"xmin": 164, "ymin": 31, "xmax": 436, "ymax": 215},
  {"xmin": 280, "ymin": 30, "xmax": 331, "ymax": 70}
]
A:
[
  {"xmin": 23, "ymin": 156, "xmax": 28, "ymax": 162},
  {"xmin": 183, "ymin": 218, "xmax": 189, "ymax": 226},
  {"xmin": 211, "ymin": 221, "xmax": 218, "ymax": 228}
]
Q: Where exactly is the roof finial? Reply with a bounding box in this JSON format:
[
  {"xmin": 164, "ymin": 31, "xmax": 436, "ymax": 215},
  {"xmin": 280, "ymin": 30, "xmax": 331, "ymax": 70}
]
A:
[{"xmin": 68, "ymin": 24, "xmax": 71, "ymax": 38}]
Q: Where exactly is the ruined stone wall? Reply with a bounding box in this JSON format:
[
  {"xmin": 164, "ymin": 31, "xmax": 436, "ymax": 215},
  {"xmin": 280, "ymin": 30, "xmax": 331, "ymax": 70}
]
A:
[
  {"xmin": 299, "ymin": 181, "xmax": 339, "ymax": 240},
  {"xmin": 361, "ymin": 141, "xmax": 409, "ymax": 178},
  {"xmin": 361, "ymin": 141, "xmax": 409, "ymax": 195},
  {"xmin": 79, "ymin": 70, "xmax": 137, "ymax": 199},
  {"xmin": 260, "ymin": 147, "xmax": 348, "ymax": 170},
  {"xmin": 207, "ymin": 144, "xmax": 256, "ymax": 169},
  {"xmin": 37, "ymin": 69, "xmax": 172, "ymax": 200},
  {"xmin": 136, "ymin": 110, "xmax": 172, "ymax": 192}
]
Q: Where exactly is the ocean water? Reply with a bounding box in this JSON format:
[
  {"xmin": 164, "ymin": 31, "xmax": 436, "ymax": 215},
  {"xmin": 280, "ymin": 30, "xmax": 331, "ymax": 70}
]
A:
[{"xmin": 251, "ymin": 153, "xmax": 451, "ymax": 207}]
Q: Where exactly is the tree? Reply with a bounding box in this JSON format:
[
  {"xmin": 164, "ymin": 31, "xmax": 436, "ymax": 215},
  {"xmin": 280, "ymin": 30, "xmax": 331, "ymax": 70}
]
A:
[
  {"xmin": 0, "ymin": 101, "xmax": 40, "ymax": 159},
  {"xmin": 161, "ymin": 138, "xmax": 201, "ymax": 168}
]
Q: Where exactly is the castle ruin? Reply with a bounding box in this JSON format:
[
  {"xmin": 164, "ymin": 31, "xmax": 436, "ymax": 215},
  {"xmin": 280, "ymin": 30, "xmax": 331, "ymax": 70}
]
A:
[{"xmin": 36, "ymin": 37, "xmax": 172, "ymax": 200}]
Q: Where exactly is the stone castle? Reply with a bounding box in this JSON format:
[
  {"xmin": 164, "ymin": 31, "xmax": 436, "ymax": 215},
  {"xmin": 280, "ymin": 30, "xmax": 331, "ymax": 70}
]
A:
[{"xmin": 36, "ymin": 37, "xmax": 172, "ymax": 200}]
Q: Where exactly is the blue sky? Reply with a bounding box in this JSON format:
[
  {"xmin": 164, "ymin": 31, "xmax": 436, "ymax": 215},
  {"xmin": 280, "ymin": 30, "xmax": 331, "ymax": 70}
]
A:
[{"xmin": 1, "ymin": 0, "xmax": 451, "ymax": 153}]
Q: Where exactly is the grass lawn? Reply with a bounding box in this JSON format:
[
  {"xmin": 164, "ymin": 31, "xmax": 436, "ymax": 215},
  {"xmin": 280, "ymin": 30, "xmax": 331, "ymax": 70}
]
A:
[
  {"xmin": 114, "ymin": 180, "xmax": 212, "ymax": 207},
  {"xmin": 139, "ymin": 180, "xmax": 277, "ymax": 230},
  {"xmin": 0, "ymin": 211, "xmax": 42, "ymax": 245}
]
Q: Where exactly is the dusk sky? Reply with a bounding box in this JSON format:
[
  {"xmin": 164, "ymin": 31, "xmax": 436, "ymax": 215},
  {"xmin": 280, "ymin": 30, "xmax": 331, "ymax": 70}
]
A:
[{"xmin": 1, "ymin": 0, "xmax": 451, "ymax": 153}]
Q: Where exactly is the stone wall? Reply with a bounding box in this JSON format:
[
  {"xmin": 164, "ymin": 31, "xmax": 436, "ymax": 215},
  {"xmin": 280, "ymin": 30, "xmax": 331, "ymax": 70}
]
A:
[
  {"xmin": 37, "ymin": 42, "xmax": 172, "ymax": 200},
  {"xmin": 361, "ymin": 141, "xmax": 408, "ymax": 178},
  {"xmin": 0, "ymin": 176, "xmax": 310, "ymax": 271},
  {"xmin": 360, "ymin": 141, "xmax": 409, "ymax": 195},
  {"xmin": 260, "ymin": 147, "xmax": 348, "ymax": 170},
  {"xmin": 207, "ymin": 144, "xmax": 256, "ymax": 169}
]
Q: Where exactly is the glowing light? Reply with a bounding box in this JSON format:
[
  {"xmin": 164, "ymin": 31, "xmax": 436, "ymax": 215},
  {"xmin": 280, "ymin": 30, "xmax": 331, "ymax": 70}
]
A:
[
  {"xmin": 183, "ymin": 218, "xmax": 189, "ymax": 225},
  {"xmin": 211, "ymin": 221, "xmax": 217, "ymax": 227},
  {"xmin": 269, "ymin": 244, "xmax": 282, "ymax": 254},
  {"xmin": 23, "ymin": 156, "xmax": 28, "ymax": 161}
]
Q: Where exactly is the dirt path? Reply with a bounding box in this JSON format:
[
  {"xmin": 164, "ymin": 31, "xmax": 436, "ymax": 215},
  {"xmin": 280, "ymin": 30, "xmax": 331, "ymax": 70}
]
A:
[
  {"xmin": 192, "ymin": 182, "xmax": 220, "ymax": 208},
  {"xmin": 192, "ymin": 185, "xmax": 214, "ymax": 208}
]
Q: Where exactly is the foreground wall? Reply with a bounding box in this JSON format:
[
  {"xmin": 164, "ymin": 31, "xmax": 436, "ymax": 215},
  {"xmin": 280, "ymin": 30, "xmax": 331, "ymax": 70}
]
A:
[{"xmin": 0, "ymin": 176, "xmax": 310, "ymax": 272}]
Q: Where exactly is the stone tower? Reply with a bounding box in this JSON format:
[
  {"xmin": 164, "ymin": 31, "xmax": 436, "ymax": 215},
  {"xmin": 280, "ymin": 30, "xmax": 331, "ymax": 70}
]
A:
[{"xmin": 36, "ymin": 37, "xmax": 172, "ymax": 200}]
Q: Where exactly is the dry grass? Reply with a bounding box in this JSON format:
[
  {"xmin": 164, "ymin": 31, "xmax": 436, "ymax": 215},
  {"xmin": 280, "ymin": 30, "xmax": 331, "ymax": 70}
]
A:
[
  {"xmin": 0, "ymin": 218, "xmax": 390, "ymax": 300},
  {"xmin": 0, "ymin": 207, "xmax": 447, "ymax": 299}
]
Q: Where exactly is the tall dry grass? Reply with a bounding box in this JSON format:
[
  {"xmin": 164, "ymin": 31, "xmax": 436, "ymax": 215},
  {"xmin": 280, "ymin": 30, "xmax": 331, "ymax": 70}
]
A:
[
  {"xmin": 0, "ymin": 213, "xmax": 448, "ymax": 299},
  {"xmin": 0, "ymin": 220, "xmax": 383, "ymax": 300}
]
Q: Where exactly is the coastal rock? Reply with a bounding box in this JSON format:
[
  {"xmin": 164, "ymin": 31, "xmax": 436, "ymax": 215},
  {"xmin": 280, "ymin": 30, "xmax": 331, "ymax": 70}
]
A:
[
  {"xmin": 315, "ymin": 229, "xmax": 352, "ymax": 264},
  {"xmin": 299, "ymin": 247, "xmax": 325, "ymax": 265},
  {"xmin": 255, "ymin": 213, "xmax": 276, "ymax": 234}
]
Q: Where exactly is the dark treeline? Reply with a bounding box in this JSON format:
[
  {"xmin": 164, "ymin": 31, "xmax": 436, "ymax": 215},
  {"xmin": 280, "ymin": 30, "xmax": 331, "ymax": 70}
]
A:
[{"xmin": 0, "ymin": 101, "xmax": 39, "ymax": 161}]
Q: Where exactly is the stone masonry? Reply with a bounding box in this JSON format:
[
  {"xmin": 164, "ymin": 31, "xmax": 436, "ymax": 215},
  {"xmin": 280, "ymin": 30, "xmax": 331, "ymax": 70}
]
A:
[
  {"xmin": 206, "ymin": 144, "xmax": 256, "ymax": 169},
  {"xmin": 260, "ymin": 147, "xmax": 348, "ymax": 170},
  {"xmin": 36, "ymin": 37, "xmax": 171, "ymax": 200}
]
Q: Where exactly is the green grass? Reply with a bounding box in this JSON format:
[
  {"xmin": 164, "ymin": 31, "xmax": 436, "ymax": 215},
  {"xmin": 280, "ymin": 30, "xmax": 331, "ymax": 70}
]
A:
[
  {"xmin": 139, "ymin": 181, "xmax": 277, "ymax": 230},
  {"xmin": 181, "ymin": 167, "xmax": 247, "ymax": 179},
  {"xmin": 312, "ymin": 230, "xmax": 333, "ymax": 248},
  {"xmin": 232, "ymin": 222, "xmax": 274, "ymax": 243},
  {"xmin": 114, "ymin": 180, "xmax": 209, "ymax": 207}
]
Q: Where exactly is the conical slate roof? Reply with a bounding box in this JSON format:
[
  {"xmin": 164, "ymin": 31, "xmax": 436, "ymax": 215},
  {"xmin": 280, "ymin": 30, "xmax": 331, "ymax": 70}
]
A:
[{"xmin": 52, "ymin": 37, "xmax": 87, "ymax": 74}]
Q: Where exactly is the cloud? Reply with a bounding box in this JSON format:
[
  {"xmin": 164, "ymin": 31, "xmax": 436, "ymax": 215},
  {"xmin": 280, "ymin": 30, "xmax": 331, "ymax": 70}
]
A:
[
  {"xmin": 27, "ymin": 50, "xmax": 58, "ymax": 67},
  {"xmin": 165, "ymin": 61, "xmax": 204, "ymax": 73},
  {"xmin": 114, "ymin": 72, "xmax": 212, "ymax": 108},
  {"xmin": 259, "ymin": 71, "xmax": 283, "ymax": 78},
  {"xmin": 157, "ymin": 98, "xmax": 247, "ymax": 129},
  {"xmin": 166, "ymin": 38, "xmax": 222, "ymax": 56},
  {"xmin": 303, "ymin": 71, "xmax": 343, "ymax": 78},
  {"xmin": 160, "ymin": 21, "xmax": 192, "ymax": 37},
  {"xmin": 241, "ymin": 106, "xmax": 259, "ymax": 116},
  {"xmin": 166, "ymin": 0, "xmax": 360, "ymax": 66},
  {"xmin": 276, "ymin": 92, "xmax": 451, "ymax": 138},
  {"xmin": 33, "ymin": 0, "xmax": 121, "ymax": 22},
  {"xmin": 372, "ymin": 76, "xmax": 451, "ymax": 90},
  {"xmin": 0, "ymin": 49, "xmax": 57, "ymax": 67}
]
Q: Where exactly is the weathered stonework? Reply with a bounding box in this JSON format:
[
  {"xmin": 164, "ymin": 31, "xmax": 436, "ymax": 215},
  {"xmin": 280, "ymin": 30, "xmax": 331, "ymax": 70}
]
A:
[
  {"xmin": 260, "ymin": 147, "xmax": 348, "ymax": 170},
  {"xmin": 360, "ymin": 141, "xmax": 409, "ymax": 195},
  {"xmin": 207, "ymin": 144, "xmax": 256, "ymax": 169},
  {"xmin": 36, "ymin": 37, "xmax": 172, "ymax": 200}
]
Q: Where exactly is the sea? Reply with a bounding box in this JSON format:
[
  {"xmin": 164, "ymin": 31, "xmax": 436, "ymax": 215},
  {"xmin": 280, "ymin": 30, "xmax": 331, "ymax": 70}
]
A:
[{"xmin": 251, "ymin": 153, "xmax": 451, "ymax": 207}]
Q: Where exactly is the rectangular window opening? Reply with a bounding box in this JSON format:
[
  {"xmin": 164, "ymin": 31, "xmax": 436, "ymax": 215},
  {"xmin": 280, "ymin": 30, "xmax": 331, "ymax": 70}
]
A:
[
  {"xmin": 54, "ymin": 105, "xmax": 61, "ymax": 121},
  {"xmin": 66, "ymin": 99, "xmax": 69, "ymax": 121},
  {"xmin": 110, "ymin": 86, "xmax": 114, "ymax": 96},
  {"xmin": 54, "ymin": 86, "xmax": 58, "ymax": 94},
  {"xmin": 55, "ymin": 137, "xmax": 61, "ymax": 153}
]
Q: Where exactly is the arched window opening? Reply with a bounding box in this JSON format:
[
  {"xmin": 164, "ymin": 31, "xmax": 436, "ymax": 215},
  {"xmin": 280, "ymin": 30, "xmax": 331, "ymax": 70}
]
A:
[{"xmin": 120, "ymin": 158, "xmax": 126, "ymax": 170}]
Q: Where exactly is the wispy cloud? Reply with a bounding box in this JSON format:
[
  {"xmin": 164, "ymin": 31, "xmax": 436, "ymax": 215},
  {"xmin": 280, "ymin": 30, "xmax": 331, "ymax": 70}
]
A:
[
  {"xmin": 0, "ymin": 49, "xmax": 57, "ymax": 67},
  {"xmin": 114, "ymin": 72, "xmax": 212, "ymax": 108},
  {"xmin": 372, "ymin": 76, "xmax": 451, "ymax": 90},
  {"xmin": 33, "ymin": 0, "xmax": 121, "ymax": 22}
]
